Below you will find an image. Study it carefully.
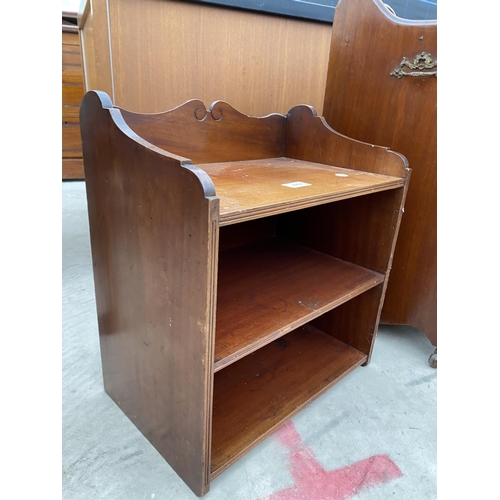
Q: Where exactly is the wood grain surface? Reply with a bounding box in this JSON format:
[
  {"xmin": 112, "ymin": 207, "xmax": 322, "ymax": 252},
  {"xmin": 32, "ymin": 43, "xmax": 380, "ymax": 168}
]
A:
[
  {"xmin": 79, "ymin": 0, "xmax": 331, "ymax": 116},
  {"xmin": 277, "ymin": 189, "xmax": 407, "ymax": 275},
  {"xmin": 118, "ymin": 100, "xmax": 408, "ymax": 226},
  {"xmin": 79, "ymin": 89, "xmax": 411, "ymax": 494},
  {"xmin": 323, "ymin": 0, "xmax": 437, "ymax": 345},
  {"xmin": 62, "ymin": 31, "xmax": 79, "ymax": 44},
  {"xmin": 62, "ymin": 125, "xmax": 82, "ymax": 156},
  {"xmin": 278, "ymin": 184, "xmax": 409, "ymax": 361},
  {"xmin": 211, "ymin": 324, "xmax": 367, "ymax": 477},
  {"xmin": 79, "ymin": 0, "xmax": 114, "ymax": 98},
  {"xmin": 203, "ymin": 157, "xmax": 404, "ymax": 225},
  {"xmin": 120, "ymin": 100, "xmax": 286, "ymax": 165},
  {"xmin": 218, "ymin": 217, "xmax": 277, "ymax": 253},
  {"xmin": 285, "ymin": 105, "xmax": 408, "ymax": 178},
  {"xmin": 80, "ymin": 91, "xmax": 219, "ymax": 496},
  {"xmin": 62, "ymin": 84, "xmax": 85, "ymax": 107},
  {"xmin": 62, "ymin": 159, "xmax": 84, "ymax": 179},
  {"xmin": 62, "ymin": 106, "xmax": 80, "ymax": 124},
  {"xmin": 62, "ymin": 27, "xmax": 85, "ymax": 178},
  {"xmin": 62, "ymin": 45, "xmax": 84, "ymax": 86},
  {"xmin": 215, "ymin": 237, "xmax": 383, "ymax": 371}
]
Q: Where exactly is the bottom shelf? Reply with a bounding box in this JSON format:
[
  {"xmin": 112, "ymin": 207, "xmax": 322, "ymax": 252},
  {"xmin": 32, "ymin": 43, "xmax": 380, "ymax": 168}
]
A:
[{"xmin": 210, "ymin": 324, "xmax": 367, "ymax": 477}]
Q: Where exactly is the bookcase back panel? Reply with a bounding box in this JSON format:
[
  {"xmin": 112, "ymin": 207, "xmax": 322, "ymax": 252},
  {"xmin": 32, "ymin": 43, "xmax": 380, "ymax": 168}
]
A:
[
  {"xmin": 276, "ymin": 189, "xmax": 405, "ymax": 274},
  {"xmin": 218, "ymin": 217, "xmax": 277, "ymax": 253}
]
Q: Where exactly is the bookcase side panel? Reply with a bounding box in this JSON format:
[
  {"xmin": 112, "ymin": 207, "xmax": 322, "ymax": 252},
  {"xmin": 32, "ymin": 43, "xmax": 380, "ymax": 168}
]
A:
[
  {"xmin": 80, "ymin": 91, "xmax": 218, "ymax": 496},
  {"xmin": 311, "ymin": 284, "xmax": 384, "ymax": 356}
]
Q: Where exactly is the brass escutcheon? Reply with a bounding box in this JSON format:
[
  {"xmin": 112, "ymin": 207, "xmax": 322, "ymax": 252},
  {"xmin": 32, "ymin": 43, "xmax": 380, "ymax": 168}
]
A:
[{"xmin": 390, "ymin": 52, "xmax": 437, "ymax": 79}]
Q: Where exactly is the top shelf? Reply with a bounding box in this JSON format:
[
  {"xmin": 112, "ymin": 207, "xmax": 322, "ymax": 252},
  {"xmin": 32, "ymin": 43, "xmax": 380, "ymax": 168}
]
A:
[{"xmin": 200, "ymin": 157, "xmax": 405, "ymax": 225}]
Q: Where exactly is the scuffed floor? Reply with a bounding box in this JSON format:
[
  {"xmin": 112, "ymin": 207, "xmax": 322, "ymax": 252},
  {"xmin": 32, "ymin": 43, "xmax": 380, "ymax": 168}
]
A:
[{"xmin": 62, "ymin": 181, "xmax": 437, "ymax": 500}]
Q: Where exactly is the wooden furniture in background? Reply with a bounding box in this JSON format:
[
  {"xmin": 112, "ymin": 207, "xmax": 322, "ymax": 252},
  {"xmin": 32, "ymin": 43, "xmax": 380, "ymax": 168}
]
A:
[
  {"xmin": 80, "ymin": 90, "xmax": 410, "ymax": 495},
  {"xmin": 62, "ymin": 12, "xmax": 85, "ymax": 179},
  {"xmin": 77, "ymin": 0, "xmax": 332, "ymax": 115},
  {"xmin": 322, "ymin": 0, "xmax": 437, "ymax": 356}
]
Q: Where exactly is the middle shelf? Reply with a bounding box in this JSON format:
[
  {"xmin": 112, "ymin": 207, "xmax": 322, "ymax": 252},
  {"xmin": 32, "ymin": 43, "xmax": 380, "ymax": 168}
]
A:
[{"xmin": 214, "ymin": 237, "xmax": 384, "ymax": 371}]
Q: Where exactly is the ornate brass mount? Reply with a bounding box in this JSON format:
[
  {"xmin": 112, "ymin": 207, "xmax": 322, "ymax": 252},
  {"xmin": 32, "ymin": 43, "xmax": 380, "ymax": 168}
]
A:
[{"xmin": 390, "ymin": 52, "xmax": 437, "ymax": 79}]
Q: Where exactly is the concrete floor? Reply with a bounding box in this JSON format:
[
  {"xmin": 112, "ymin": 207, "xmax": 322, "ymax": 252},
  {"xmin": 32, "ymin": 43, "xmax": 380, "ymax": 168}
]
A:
[{"xmin": 62, "ymin": 181, "xmax": 437, "ymax": 500}]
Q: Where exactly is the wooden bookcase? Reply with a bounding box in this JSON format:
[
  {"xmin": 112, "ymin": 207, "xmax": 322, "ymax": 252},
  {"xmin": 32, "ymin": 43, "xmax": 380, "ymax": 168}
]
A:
[{"xmin": 80, "ymin": 91, "xmax": 410, "ymax": 496}]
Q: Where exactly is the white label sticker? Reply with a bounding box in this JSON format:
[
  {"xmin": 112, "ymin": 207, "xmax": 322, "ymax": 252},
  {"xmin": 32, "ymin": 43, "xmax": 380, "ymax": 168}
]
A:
[
  {"xmin": 335, "ymin": 173, "xmax": 349, "ymax": 177},
  {"xmin": 281, "ymin": 181, "xmax": 312, "ymax": 188}
]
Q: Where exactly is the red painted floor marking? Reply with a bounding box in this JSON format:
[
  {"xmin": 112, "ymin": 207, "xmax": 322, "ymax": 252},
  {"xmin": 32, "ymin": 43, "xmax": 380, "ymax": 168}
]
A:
[{"xmin": 258, "ymin": 421, "xmax": 402, "ymax": 500}]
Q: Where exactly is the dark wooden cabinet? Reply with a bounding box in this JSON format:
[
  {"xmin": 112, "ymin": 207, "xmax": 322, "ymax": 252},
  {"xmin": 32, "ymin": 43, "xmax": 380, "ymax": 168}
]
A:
[
  {"xmin": 62, "ymin": 13, "xmax": 85, "ymax": 179},
  {"xmin": 80, "ymin": 91, "xmax": 410, "ymax": 495},
  {"xmin": 322, "ymin": 0, "xmax": 437, "ymax": 349}
]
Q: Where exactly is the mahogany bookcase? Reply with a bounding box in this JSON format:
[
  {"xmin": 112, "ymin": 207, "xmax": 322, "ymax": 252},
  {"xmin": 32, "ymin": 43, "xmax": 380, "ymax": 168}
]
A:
[{"xmin": 80, "ymin": 90, "xmax": 410, "ymax": 496}]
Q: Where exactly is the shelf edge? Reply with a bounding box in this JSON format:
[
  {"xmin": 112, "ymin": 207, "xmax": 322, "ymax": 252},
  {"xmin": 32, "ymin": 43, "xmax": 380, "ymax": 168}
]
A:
[{"xmin": 219, "ymin": 180, "xmax": 404, "ymax": 226}]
